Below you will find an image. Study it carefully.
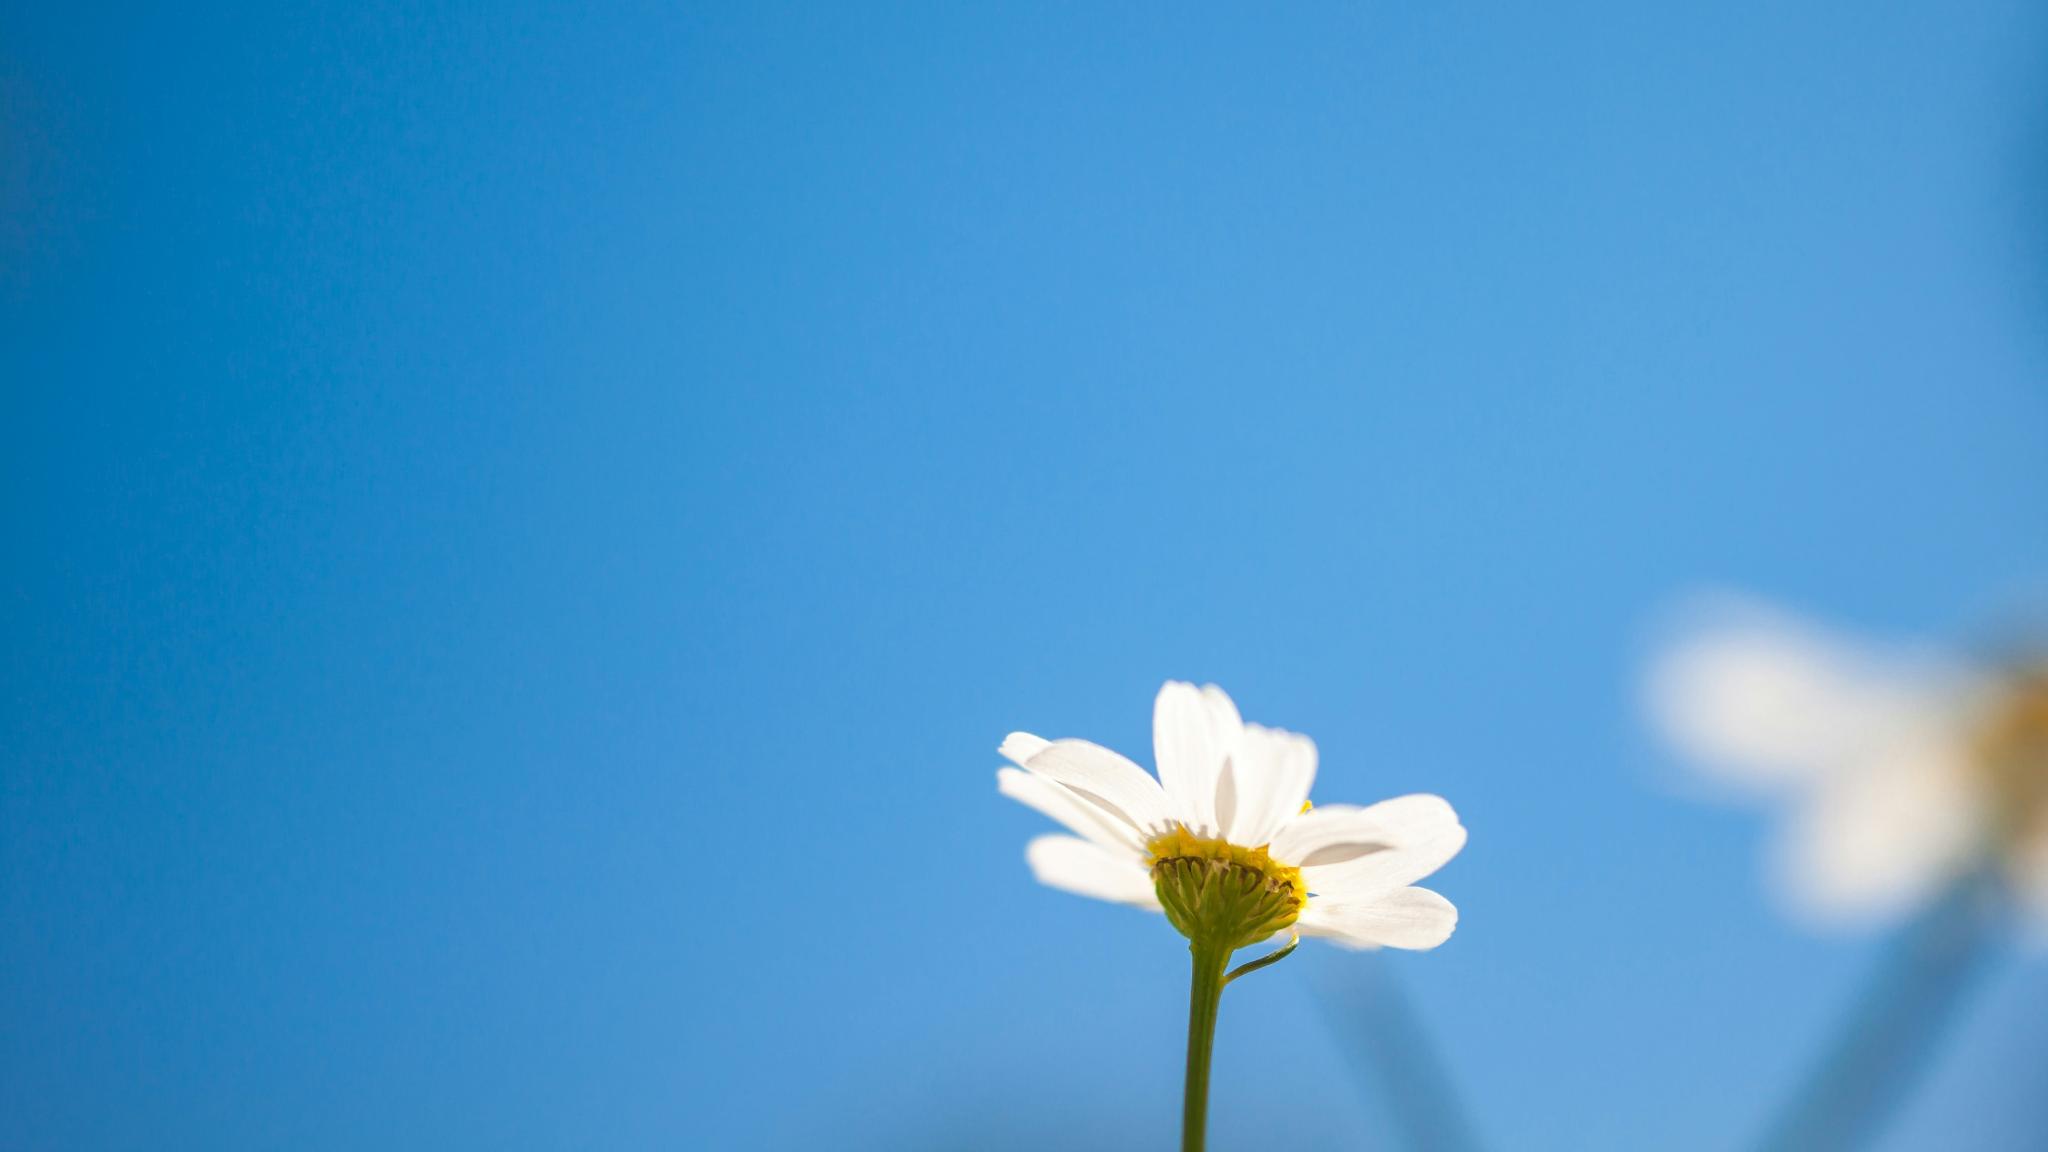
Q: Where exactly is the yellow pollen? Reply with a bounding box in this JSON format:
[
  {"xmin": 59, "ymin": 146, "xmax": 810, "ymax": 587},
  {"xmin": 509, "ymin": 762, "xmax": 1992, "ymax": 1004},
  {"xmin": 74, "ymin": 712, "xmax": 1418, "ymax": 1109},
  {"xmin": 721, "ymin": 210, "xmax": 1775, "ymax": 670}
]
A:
[{"xmin": 1973, "ymin": 667, "xmax": 2048, "ymax": 849}]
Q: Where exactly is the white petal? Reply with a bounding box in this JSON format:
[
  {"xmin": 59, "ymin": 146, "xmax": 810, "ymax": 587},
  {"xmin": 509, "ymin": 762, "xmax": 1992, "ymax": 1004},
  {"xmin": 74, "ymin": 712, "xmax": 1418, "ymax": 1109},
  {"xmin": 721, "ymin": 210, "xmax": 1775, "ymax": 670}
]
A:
[
  {"xmin": 1648, "ymin": 597, "xmax": 1968, "ymax": 787},
  {"xmin": 1298, "ymin": 887, "xmax": 1457, "ymax": 950},
  {"xmin": 997, "ymin": 767, "xmax": 1144, "ymax": 853},
  {"xmin": 1154, "ymin": 682, "xmax": 1242, "ymax": 833},
  {"xmin": 1304, "ymin": 822, "xmax": 1466, "ymax": 904},
  {"xmin": 1778, "ymin": 734, "xmax": 1981, "ymax": 920},
  {"xmin": 1025, "ymin": 835, "xmax": 1162, "ymax": 910},
  {"xmin": 1020, "ymin": 739, "xmax": 1174, "ymax": 835},
  {"xmin": 1000, "ymin": 732, "xmax": 1052, "ymax": 766},
  {"xmin": 1269, "ymin": 794, "xmax": 1459, "ymax": 868},
  {"xmin": 1224, "ymin": 723, "xmax": 1318, "ymax": 847}
]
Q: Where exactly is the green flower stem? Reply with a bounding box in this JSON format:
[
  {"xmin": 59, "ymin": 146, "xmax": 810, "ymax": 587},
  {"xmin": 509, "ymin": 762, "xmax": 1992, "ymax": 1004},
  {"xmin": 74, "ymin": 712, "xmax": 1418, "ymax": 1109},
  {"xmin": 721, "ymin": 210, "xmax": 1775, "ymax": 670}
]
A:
[
  {"xmin": 1181, "ymin": 939, "xmax": 1233, "ymax": 1152},
  {"xmin": 1757, "ymin": 868, "xmax": 2004, "ymax": 1152}
]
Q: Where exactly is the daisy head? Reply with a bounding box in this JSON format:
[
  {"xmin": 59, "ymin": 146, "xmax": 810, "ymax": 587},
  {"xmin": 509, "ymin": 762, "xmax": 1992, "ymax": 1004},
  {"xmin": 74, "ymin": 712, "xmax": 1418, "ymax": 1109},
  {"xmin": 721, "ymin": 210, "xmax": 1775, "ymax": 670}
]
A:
[
  {"xmin": 1648, "ymin": 594, "xmax": 2048, "ymax": 926},
  {"xmin": 997, "ymin": 682, "xmax": 1465, "ymax": 952}
]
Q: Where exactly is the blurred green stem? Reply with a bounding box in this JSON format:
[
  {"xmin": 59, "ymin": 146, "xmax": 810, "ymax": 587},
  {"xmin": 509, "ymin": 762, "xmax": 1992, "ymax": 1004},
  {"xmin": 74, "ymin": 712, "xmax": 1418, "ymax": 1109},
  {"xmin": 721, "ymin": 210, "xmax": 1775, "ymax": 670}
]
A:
[
  {"xmin": 1757, "ymin": 868, "xmax": 2005, "ymax": 1152},
  {"xmin": 1182, "ymin": 940, "xmax": 1231, "ymax": 1152},
  {"xmin": 1320, "ymin": 957, "xmax": 1485, "ymax": 1152}
]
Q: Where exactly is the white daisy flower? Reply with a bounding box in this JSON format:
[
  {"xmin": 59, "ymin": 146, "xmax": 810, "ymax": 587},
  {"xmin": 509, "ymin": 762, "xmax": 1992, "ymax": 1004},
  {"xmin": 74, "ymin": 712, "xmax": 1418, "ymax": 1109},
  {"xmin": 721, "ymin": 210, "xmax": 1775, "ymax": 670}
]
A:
[
  {"xmin": 1648, "ymin": 595, "xmax": 2048, "ymax": 926},
  {"xmin": 998, "ymin": 681, "xmax": 1465, "ymax": 952}
]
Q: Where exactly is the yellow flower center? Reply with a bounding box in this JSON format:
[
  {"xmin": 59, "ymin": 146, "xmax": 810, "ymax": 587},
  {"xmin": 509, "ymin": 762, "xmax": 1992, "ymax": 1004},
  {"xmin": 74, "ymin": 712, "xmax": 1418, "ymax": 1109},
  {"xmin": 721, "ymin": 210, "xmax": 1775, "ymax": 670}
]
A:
[
  {"xmin": 1146, "ymin": 826, "xmax": 1307, "ymax": 950},
  {"xmin": 1974, "ymin": 667, "xmax": 2048, "ymax": 850}
]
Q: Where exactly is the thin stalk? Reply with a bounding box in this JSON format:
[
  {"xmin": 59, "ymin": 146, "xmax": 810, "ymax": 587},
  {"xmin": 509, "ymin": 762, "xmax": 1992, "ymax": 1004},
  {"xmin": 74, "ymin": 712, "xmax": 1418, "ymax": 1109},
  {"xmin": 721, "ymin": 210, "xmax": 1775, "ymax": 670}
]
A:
[
  {"xmin": 1227, "ymin": 934, "xmax": 1299, "ymax": 985},
  {"xmin": 1318, "ymin": 956, "xmax": 1486, "ymax": 1152},
  {"xmin": 1182, "ymin": 940, "xmax": 1233, "ymax": 1152},
  {"xmin": 1756, "ymin": 868, "xmax": 2005, "ymax": 1152}
]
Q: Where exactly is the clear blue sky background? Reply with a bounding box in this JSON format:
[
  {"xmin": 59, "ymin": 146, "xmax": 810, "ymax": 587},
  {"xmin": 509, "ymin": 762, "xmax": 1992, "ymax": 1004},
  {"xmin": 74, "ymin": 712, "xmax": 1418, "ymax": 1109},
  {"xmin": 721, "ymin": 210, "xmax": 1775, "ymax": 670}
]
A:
[{"xmin": 5, "ymin": 3, "xmax": 2047, "ymax": 1150}]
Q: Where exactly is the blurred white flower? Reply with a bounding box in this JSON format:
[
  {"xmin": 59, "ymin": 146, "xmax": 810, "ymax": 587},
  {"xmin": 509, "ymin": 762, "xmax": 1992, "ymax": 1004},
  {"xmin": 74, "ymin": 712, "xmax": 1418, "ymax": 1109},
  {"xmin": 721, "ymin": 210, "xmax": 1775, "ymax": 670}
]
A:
[
  {"xmin": 1648, "ymin": 595, "xmax": 2048, "ymax": 926},
  {"xmin": 998, "ymin": 681, "xmax": 1465, "ymax": 951}
]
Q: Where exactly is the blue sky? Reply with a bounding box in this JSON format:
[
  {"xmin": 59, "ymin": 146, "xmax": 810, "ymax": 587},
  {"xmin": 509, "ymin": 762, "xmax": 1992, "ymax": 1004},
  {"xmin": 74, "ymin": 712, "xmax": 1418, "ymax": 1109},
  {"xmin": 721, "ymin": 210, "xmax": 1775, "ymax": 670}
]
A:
[{"xmin": 5, "ymin": 3, "xmax": 2047, "ymax": 1149}]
